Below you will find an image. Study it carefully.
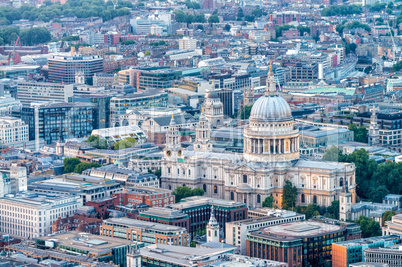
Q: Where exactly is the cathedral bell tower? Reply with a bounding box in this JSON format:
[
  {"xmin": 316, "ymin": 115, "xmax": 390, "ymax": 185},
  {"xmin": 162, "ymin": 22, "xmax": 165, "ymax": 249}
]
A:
[
  {"xmin": 165, "ymin": 114, "xmax": 183, "ymax": 159},
  {"xmin": 206, "ymin": 206, "xmax": 220, "ymax": 243},
  {"xmin": 339, "ymin": 173, "xmax": 352, "ymax": 221},
  {"xmin": 193, "ymin": 109, "xmax": 212, "ymax": 152}
]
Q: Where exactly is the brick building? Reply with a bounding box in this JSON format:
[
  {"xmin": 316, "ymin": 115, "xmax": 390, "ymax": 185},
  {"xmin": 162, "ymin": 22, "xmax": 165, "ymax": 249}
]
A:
[
  {"xmin": 113, "ymin": 187, "xmax": 175, "ymax": 208},
  {"xmin": 52, "ymin": 214, "xmax": 103, "ymax": 235},
  {"xmin": 86, "ymin": 197, "xmax": 116, "ymax": 219}
]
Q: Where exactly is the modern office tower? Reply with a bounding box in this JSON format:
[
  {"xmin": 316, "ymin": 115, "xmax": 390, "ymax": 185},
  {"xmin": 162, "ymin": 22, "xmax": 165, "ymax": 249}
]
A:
[
  {"xmin": 17, "ymin": 82, "xmax": 73, "ymax": 107},
  {"xmin": 47, "ymin": 55, "xmax": 103, "ymax": 84},
  {"xmin": 21, "ymin": 102, "xmax": 95, "ymax": 145}
]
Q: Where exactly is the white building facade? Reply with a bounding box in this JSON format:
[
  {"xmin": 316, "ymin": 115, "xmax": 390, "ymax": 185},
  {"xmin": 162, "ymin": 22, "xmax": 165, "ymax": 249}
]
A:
[{"xmin": 0, "ymin": 117, "xmax": 29, "ymax": 148}]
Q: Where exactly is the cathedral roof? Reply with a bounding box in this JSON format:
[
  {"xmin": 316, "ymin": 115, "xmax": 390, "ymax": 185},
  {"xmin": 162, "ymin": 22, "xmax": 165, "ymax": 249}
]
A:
[
  {"xmin": 250, "ymin": 94, "xmax": 292, "ymax": 123},
  {"xmin": 206, "ymin": 89, "xmax": 219, "ymax": 99}
]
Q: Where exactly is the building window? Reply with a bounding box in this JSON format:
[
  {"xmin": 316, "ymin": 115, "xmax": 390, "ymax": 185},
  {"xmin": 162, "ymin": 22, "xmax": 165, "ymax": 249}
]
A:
[
  {"xmin": 340, "ymin": 178, "xmax": 343, "ymax": 187},
  {"xmin": 168, "ymin": 185, "xmax": 171, "ymax": 190},
  {"xmin": 214, "ymin": 185, "xmax": 218, "ymax": 194},
  {"xmin": 313, "ymin": 195, "xmax": 317, "ymax": 204},
  {"xmin": 203, "ymin": 184, "xmax": 207, "ymax": 193},
  {"xmin": 301, "ymin": 194, "xmax": 305, "ymax": 203},
  {"xmin": 243, "ymin": 175, "xmax": 247, "ymax": 183},
  {"xmin": 230, "ymin": 192, "xmax": 234, "ymax": 200},
  {"xmin": 257, "ymin": 195, "xmax": 261, "ymax": 204}
]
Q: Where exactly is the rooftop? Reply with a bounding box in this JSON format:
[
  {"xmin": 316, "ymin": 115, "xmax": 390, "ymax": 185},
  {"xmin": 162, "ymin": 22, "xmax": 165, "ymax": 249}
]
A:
[
  {"xmin": 170, "ymin": 196, "xmax": 246, "ymax": 210},
  {"xmin": 333, "ymin": 235, "xmax": 400, "ymax": 248},
  {"xmin": 102, "ymin": 218, "xmax": 186, "ymax": 233},
  {"xmin": 139, "ymin": 207, "xmax": 188, "ymax": 219}
]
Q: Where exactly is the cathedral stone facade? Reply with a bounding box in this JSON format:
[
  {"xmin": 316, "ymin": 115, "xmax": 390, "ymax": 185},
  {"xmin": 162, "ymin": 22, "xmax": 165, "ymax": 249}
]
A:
[{"xmin": 161, "ymin": 67, "xmax": 356, "ymax": 209}]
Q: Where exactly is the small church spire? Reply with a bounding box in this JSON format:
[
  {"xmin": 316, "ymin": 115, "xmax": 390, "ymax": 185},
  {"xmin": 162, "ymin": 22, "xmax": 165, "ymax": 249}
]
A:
[
  {"xmin": 206, "ymin": 206, "xmax": 220, "ymax": 243},
  {"xmin": 265, "ymin": 62, "xmax": 277, "ymax": 96}
]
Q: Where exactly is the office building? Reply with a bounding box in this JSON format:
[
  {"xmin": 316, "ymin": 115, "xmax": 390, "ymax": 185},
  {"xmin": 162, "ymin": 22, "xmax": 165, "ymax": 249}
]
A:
[
  {"xmin": 0, "ymin": 97, "xmax": 21, "ymax": 116},
  {"xmin": 350, "ymin": 202, "xmax": 398, "ymax": 225},
  {"xmin": 21, "ymin": 102, "xmax": 95, "ymax": 145},
  {"xmin": 36, "ymin": 231, "xmax": 135, "ymax": 266},
  {"xmin": 72, "ymin": 94, "xmax": 112, "ymax": 129},
  {"xmin": 383, "ymin": 214, "xmax": 402, "ymax": 236},
  {"xmin": 52, "ymin": 214, "xmax": 103, "ymax": 234},
  {"xmin": 0, "ymin": 117, "xmax": 28, "ymax": 148},
  {"xmin": 17, "ymin": 82, "xmax": 73, "ymax": 107},
  {"xmin": 365, "ymin": 246, "xmax": 402, "ymax": 267},
  {"xmin": 225, "ymin": 209, "xmax": 305, "ymax": 255},
  {"xmin": 0, "ymin": 193, "xmax": 81, "ymax": 239},
  {"xmin": 93, "ymin": 73, "xmax": 115, "ymax": 89},
  {"xmin": 48, "ymin": 54, "xmax": 103, "ymax": 84},
  {"xmin": 332, "ymin": 235, "xmax": 400, "ymax": 267},
  {"xmin": 169, "ymin": 196, "xmax": 248, "ymax": 236},
  {"xmin": 0, "ymin": 166, "xmax": 27, "ymax": 197},
  {"xmin": 110, "ymin": 89, "xmax": 168, "ymax": 126},
  {"xmin": 247, "ymin": 221, "xmax": 349, "ymax": 267},
  {"xmin": 137, "ymin": 207, "xmax": 190, "ymax": 232},
  {"xmin": 112, "ymin": 187, "xmax": 175, "ymax": 208},
  {"xmin": 140, "ymin": 244, "xmax": 237, "ymax": 267},
  {"xmin": 101, "ymin": 217, "xmax": 189, "ymax": 246}
]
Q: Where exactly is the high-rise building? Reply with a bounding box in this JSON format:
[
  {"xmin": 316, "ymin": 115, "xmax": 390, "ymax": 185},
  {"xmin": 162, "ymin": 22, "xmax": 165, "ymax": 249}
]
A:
[
  {"xmin": 17, "ymin": 82, "xmax": 73, "ymax": 107},
  {"xmin": 21, "ymin": 102, "xmax": 95, "ymax": 145},
  {"xmin": 48, "ymin": 55, "xmax": 103, "ymax": 84},
  {"xmin": 72, "ymin": 94, "xmax": 112, "ymax": 129}
]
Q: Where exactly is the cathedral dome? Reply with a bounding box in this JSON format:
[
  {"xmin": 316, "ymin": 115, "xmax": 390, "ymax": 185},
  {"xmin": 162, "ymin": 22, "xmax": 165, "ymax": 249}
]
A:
[
  {"xmin": 250, "ymin": 94, "xmax": 292, "ymax": 122},
  {"xmin": 206, "ymin": 89, "xmax": 218, "ymax": 99}
]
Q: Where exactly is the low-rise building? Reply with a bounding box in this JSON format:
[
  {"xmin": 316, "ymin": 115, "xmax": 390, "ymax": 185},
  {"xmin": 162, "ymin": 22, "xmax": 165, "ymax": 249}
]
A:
[
  {"xmin": 52, "ymin": 214, "xmax": 103, "ymax": 234},
  {"xmin": 0, "ymin": 117, "xmax": 29, "ymax": 148},
  {"xmin": 365, "ymin": 246, "xmax": 402, "ymax": 267},
  {"xmin": 101, "ymin": 217, "xmax": 189, "ymax": 246},
  {"xmin": 112, "ymin": 186, "xmax": 175, "ymax": 208},
  {"xmin": 17, "ymin": 82, "xmax": 74, "ymax": 107},
  {"xmin": 351, "ymin": 202, "xmax": 398, "ymax": 225},
  {"xmin": 137, "ymin": 207, "xmax": 190, "ymax": 232},
  {"xmin": 383, "ymin": 214, "xmax": 402, "ymax": 236},
  {"xmin": 332, "ymin": 235, "xmax": 400, "ymax": 267},
  {"xmin": 225, "ymin": 209, "xmax": 305, "ymax": 255}
]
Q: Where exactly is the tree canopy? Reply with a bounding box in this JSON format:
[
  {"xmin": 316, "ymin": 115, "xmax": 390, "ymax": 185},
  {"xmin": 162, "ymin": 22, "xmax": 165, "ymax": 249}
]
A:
[
  {"xmin": 85, "ymin": 135, "xmax": 109, "ymax": 149},
  {"xmin": 356, "ymin": 215, "xmax": 382, "ymax": 238},
  {"xmin": 262, "ymin": 196, "xmax": 274, "ymax": 208},
  {"xmin": 174, "ymin": 10, "xmax": 206, "ymax": 24},
  {"xmin": 321, "ymin": 5, "xmax": 362, "ymax": 16},
  {"xmin": 382, "ymin": 210, "xmax": 396, "ymax": 226},
  {"xmin": 237, "ymin": 105, "xmax": 253, "ymax": 120},
  {"xmin": 282, "ymin": 180, "xmax": 297, "ymax": 210},
  {"xmin": 74, "ymin": 162, "xmax": 101, "ymax": 174},
  {"xmin": 0, "ymin": 27, "xmax": 51, "ymax": 45},
  {"xmin": 114, "ymin": 137, "xmax": 137, "ymax": 150},
  {"xmin": 63, "ymin": 158, "xmax": 81, "ymax": 173},
  {"xmin": 348, "ymin": 123, "xmax": 368, "ymax": 143},
  {"xmin": 173, "ymin": 186, "xmax": 205, "ymax": 203},
  {"xmin": 0, "ymin": 0, "xmax": 131, "ymax": 24},
  {"xmin": 392, "ymin": 60, "xmax": 402, "ymax": 72}
]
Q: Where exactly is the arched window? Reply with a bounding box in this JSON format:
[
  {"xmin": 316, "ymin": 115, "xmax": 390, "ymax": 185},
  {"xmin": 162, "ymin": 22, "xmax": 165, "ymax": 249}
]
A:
[
  {"xmin": 183, "ymin": 184, "xmax": 186, "ymax": 187},
  {"xmin": 301, "ymin": 194, "xmax": 305, "ymax": 203},
  {"xmin": 230, "ymin": 192, "xmax": 234, "ymax": 200},
  {"xmin": 340, "ymin": 178, "xmax": 343, "ymax": 187},
  {"xmin": 243, "ymin": 175, "xmax": 247, "ymax": 183},
  {"xmin": 257, "ymin": 195, "xmax": 261, "ymax": 204},
  {"xmin": 214, "ymin": 185, "xmax": 218, "ymax": 194},
  {"xmin": 203, "ymin": 184, "xmax": 207, "ymax": 193},
  {"xmin": 168, "ymin": 185, "xmax": 171, "ymax": 190},
  {"xmin": 188, "ymin": 169, "xmax": 191, "ymax": 176},
  {"xmin": 313, "ymin": 195, "xmax": 317, "ymax": 204}
]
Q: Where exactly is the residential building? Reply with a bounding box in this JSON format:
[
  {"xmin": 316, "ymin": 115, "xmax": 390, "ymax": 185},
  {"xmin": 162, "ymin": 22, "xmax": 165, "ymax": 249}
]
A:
[
  {"xmin": 52, "ymin": 214, "xmax": 103, "ymax": 234},
  {"xmin": 36, "ymin": 231, "xmax": 135, "ymax": 266},
  {"xmin": 112, "ymin": 187, "xmax": 175, "ymax": 208},
  {"xmin": 332, "ymin": 235, "xmax": 400, "ymax": 267},
  {"xmin": 365, "ymin": 246, "xmax": 402, "ymax": 267},
  {"xmin": 225, "ymin": 209, "xmax": 305, "ymax": 255},
  {"xmin": 137, "ymin": 207, "xmax": 190, "ymax": 232},
  {"xmin": 0, "ymin": 117, "xmax": 28, "ymax": 148},
  {"xmin": 101, "ymin": 217, "xmax": 189, "ymax": 246},
  {"xmin": 17, "ymin": 82, "xmax": 73, "ymax": 107},
  {"xmin": 21, "ymin": 102, "xmax": 95, "ymax": 145},
  {"xmin": 0, "ymin": 193, "xmax": 81, "ymax": 239},
  {"xmin": 179, "ymin": 37, "xmax": 197, "ymax": 50},
  {"xmin": 269, "ymin": 11, "xmax": 300, "ymax": 25},
  {"xmin": 247, "ymin": 221, "xmax": 350, "ymax": 267},
  {"xmin": 47, "ymin": 54, "xmax": 103, "ymax": 84},
  {"xmin": 169, "ymin": 196, "xmax": 248, "ymax": 237}
]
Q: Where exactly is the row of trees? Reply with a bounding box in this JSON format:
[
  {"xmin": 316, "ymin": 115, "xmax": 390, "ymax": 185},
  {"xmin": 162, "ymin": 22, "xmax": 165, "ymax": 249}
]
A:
[
  {"xmin": 0, "ymin": 0, "xmax": 131, "ymax": 25},
  {"xmin": 275, "ymin": 24, "xmax": 310, "ymax": 37},
  {"xmin": 174, "ymin": 10, "xmax": 207, "ymax": 24},
  {"xmin": 63, "ymin": 158, "xmax": 101, "ymax": 174},
  {"xmin": 321, "ymin": 5, "xmax": 362, "ymax": 17},
  {"xmin": 85, "ymin": 135, "xmax": 137, "ymax": 150},
  {"xmin": 323, "ymin": 146, "xmax": 402, "ymax": 201},
  {"xmin": 336, "ymin": 21, "xmax": 371, "ymax": 35},
  {"xmin": 0, "ymin": 27, "xmax": 51, "ymax": 45},
  {"xmin": 348, "ymin": 123, "xmax": 368, "ymax": 143}
]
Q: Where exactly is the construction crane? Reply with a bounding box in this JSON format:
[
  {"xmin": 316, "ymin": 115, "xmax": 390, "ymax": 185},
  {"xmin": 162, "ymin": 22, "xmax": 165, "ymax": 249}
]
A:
[{"xmin": 8, "ymin": 36, "xmax": 21, "ymax": 66}]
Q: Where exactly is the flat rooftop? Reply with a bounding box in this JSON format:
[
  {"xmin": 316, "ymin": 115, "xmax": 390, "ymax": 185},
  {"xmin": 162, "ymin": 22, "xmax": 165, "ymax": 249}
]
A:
[
  {"xmin": 257, "ymin": 221, "xmax": 344, "ymax": 238},
  {"xmin": 102, "ymin": 218, "xmax": 186, "ymax": 232},
  {"xmin": 170, "ymin": 196, "xmax": 246, "ymax": 209},
  {"xmin": 333, "ymin": 235, "xmax": 400, "ymax": 248},
  {"xmin": 38, "ymin": 231, "xmax": 132, "ymax": 255},
  {"xmin": 139, "ymin": 207, "xmax": 188, "ymax": 219}
]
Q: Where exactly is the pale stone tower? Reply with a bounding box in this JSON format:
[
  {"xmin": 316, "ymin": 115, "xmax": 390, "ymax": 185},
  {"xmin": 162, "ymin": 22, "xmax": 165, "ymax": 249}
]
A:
[
  {"xmin": 164, "ymin": 114, "xmax": 183, "ymax": 159},
  {"xmin": 243, "ymin": 85, "xmax": 255, "ymax": 106},
  {"xmin": 204, "ymin": 88, "xmax": 224, "ymax": 128},
  {"xmin": 193, "ymin": 109, "xmax": 212, "ymax": 152},
  {"xmin": 206, "ymin": 206, "xmax": 220, "ymax": 243},
  {"xmin": 75, "ymin": 71, "xmax": 85, "ymax": 84},
  {"xmin": 339, "ymin": 174, "xmax": 352, "ymax": 221}
]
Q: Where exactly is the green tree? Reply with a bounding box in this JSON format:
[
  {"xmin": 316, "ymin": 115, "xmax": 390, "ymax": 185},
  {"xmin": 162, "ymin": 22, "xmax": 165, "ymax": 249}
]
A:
[
  {"xmin": 356, "ymin": 215, "xmax": 382, "ymax": 238},
  {"xmin": 282, "ymin": 180, "xmax": 297, "ymax": 210},
  {"xmin": 173, "ymin": 186, "xmax": 205, "ymax": 203},
  {"xmin": 369, "ymin": 185, "xmax": 389, "ymax": 203},
  {"xmin": 348, "ymin": 124, "xmax": 368, "ymax": 143},
  {"xmin": 208, "ymin": 15, "xmax": 219, "ymax": 24},
  {"xmin": 120, "ymin": 39, "xmax": 135, "ymax": 45},
  {"xmin": 327, "ymin": 200, "xmax": 340, "ymax": 219},
  {"xmin": 237, "ymin": 105, "xmax": 253, "ymax": 120},
  {"xmin": 144, "ymin": 50, "xmax": 151, "ymax": 56},
  {"xmin": 236, "ymin": 8, "xmax": 244, "ymax": 20},
  {"xmin": 304, "ymin": 204, "xmax": 320, "ymax": 219},
  {"xmin": 321, "ymin": 5, "xmax": 362, "ymax": 16},
  {"xmin": 262, "ymin": 196, "xmax": 274, "ymax": 208},
  {"xmin": 63, "ymin": 158, "xmax": 81, "ymax": 173},
  {"xmin": 113, "ymin": 137, "xmax": 137, "ymax": 150},
  {"xmin": 74, "ymin": 162, "xmax": 101, "ymax": 174},
  {"xmin": 251, "ymin": 7, "xmax": 263, "ymax": 18},
  {"xmin": 85, "ymin": 135, "xmax": 108, "ymax": 149},
  {"xmin": 322, "ymin": 146, "xmax": 346, "ymax": 162},
  {"xmin": 224, "ymin": 24, "xmax": 231, "ymax": 31},
  {"xmin": 244, "ymin": 15, "xmax": 255, "ymax": 22},
  {"xmin": 382, "ymin": 210, "xmax": 396, "ymax": 226}
]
